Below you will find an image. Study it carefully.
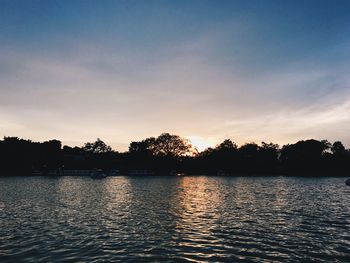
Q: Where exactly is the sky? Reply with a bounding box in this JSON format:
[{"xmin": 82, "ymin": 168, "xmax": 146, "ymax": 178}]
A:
[{"xmin": 0, "ymin": 0, "xmax": 350, "ymax": 151}]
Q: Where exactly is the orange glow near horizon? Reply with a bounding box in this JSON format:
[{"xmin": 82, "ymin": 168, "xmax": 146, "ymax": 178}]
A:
[{"xmin": 187, "ymin": 136, "xmax": 216, "ymax": 152}]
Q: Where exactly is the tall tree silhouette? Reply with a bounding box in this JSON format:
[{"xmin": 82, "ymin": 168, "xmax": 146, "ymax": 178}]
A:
[
  {"xmin": 83, "ymin": 138, "xmax": 112, "ymax": 154},
  {"xmin": 280, "ymin": 139, "xmax": 330, "ymax": 174}
]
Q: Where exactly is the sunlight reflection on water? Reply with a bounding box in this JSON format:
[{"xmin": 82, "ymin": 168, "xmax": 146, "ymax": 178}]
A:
[{"xmin": 0, "ymin": 176, "xmax": 349, "ymax": 262}]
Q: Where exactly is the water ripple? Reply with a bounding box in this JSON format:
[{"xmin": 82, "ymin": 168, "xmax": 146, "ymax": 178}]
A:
[{"xmin": 0, "ymin": 176, "xmax": 349, "ymax": 262}]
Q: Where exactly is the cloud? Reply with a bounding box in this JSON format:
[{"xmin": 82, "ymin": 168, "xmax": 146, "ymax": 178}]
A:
[
  {"xmin": 0, "ymin": 34, "xmax": 349, "ymax": 150},
  {"xmin": 223, "ymin": 88, "xmax": 350, "ymax": 146}
]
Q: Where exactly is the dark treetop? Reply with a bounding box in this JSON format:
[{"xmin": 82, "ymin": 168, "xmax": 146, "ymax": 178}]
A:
[{"xmin": 0, "ymin": 133, "xmax": 349, "ymax": 176}]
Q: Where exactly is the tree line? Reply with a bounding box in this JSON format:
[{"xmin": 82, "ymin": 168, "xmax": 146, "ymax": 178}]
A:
[{"xmin": 0, "ymin": 133, "xmax": 349, "ymax": 176}]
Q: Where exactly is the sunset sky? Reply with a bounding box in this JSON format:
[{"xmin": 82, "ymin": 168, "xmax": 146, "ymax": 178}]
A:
[{"xmin": 1, "ymin": 0, "xmax": 349, "ymax": 151}]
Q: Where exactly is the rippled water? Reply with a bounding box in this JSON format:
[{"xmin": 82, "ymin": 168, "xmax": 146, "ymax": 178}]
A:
[{"xmin": 0, "ymin": 176, "xmax": 350, "ymax": 262}]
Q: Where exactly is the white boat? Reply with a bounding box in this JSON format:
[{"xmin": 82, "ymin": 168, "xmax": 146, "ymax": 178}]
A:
[
  {"xmin": 346, "ymin": 178, "xmax": 350, "ymax": 186},
  {"xmin": 170, "ymin": 170, "xmax": 185, "ymax": 176}
]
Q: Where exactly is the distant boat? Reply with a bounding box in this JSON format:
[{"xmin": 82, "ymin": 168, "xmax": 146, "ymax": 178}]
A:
[
  {"xmin": 346, "ymin": 178, "xmax": 350, "ymax": 186},
  {"xmin": 169, "ymin": 170, "xmax": 185, "ymax": 176},
  {"xmin": 90, "ymin": 169, "xmax": 107, "ymax": 179}
]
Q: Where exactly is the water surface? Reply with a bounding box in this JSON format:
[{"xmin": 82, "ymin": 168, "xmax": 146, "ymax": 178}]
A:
[{"xmin": 0, "ymin": 176, "xmax": 349, "ymax": 262}]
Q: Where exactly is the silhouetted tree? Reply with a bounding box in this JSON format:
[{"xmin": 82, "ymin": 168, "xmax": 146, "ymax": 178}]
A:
[
  {"xmin": 214, "ymin": 139, "xmax": 238, "ymax": 173},
  {"xmin": 152, "ymin": 133, "xmax": 196, "ymax": 157},
  {"xmin": 83, "ymin": 138, "xmax": 112, "ymax": 154},
  {"xmin": 329, "ymin": 141, "xmax": 349, "ymax": 174},
  {"xmin": 41, "ymin": 139, "xmax": 62, "ymax": 168},
  {"xmin": 257, "ymin": 142, "xmax": 280, "ymax": 174},
  {"xmin": 238, "ymin": 143, "xmax": 259, "ymax": 173},
  {"xmin": 280, "ymin": 139, "xmax": 330, "ymax": 174},
  {"xmin": 127, "ymin": 137, "xmax": 157, "ymax": 170},
  {"xmin": 127, "ymin": 133, "xmax": 196, "ymax": 172},
  {"xmin": 0, "ymin": 135, "xmax": 349, "ymax": 176},
  {"xmin": 332, "ymin": 141, "xmax": 346, "ymax": 156},
  {"xmin": 129, "ymin": 137, "xmax": 156, "ymax": 155},
  {"xmin": 216, "ymin": 139, "xmax": 237, "ymax": 151}
]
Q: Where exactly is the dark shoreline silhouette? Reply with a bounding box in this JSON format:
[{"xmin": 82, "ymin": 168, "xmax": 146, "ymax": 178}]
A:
[{"xmin": 0, "ymin": 133, "xmax": 349, "ymax": 176}]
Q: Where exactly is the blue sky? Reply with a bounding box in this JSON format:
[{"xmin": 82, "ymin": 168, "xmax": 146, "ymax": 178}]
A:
[{"xmin": 0, "ymin": 0, "xmax": 349, "ymax": 150}]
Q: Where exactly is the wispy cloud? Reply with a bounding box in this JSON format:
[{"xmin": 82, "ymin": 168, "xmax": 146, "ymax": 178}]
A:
[{"xmin": 0, "ymin": 29, "xmax": 349, "ymax": 150}]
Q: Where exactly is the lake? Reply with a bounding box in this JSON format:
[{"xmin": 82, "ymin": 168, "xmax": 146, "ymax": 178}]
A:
[{"xmin": 0, "ymin": 176, "xmax": 349, "ymax": 262}]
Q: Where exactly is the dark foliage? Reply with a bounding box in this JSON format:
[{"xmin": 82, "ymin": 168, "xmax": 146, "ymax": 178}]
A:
[{"xmin": 0, "ymin": 134, "xmax": 349, "ymax": 176}]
